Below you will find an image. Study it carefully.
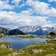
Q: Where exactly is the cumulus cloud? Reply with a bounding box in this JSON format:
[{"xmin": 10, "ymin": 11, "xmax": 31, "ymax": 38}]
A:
[
  {"xmin": 1, "ymin": 0, "xmax": 56, "ymax": 17},
  {"xmin": 13, "ymin": 0, "xmax": 21, "ymax": 2},
  {"xmin": 25, "ymin": 0, "xmax": 56, "ymax": 17},
  {"xmin": 48, "ymin": 0, "xmax": 56, "ymax": 2},
  {"xmin": 0, "ymin": 0, "xmax": 14, "ymax": 10},
  {"xmin": 0, "ymin": 0, "xmax": 55, "ymax": 28},
  {"xmin": 0, "ymin": 0, "xmax": 24, "ymax": 10},
  {"xmin": 0, "ymin": 11, "xmax": 52, "ymax": 28},
  {"xmin": 12, "ymin": 0, "xmax": 21, "ymax": 7}
]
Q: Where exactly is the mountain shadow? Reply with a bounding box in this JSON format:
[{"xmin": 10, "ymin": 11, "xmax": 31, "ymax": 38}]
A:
[{"xmin": 8, "ymin": 29, "xmax": 25, "ymax": 35}]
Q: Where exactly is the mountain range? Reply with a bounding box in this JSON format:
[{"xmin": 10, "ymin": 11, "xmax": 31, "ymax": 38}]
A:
[
  {"xmin": 0, "ymin": 25, "xmax": 54, "ymax": 35},
  {"xmin": 0, "ymin": 27, "xmax": 25, "ymax": 35},
  {"xmin": 18, "ymin": 25, "xmax": 54, "ymax": 35}
]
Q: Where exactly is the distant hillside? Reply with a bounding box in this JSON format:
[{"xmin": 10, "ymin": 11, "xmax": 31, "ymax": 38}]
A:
[
  {"xmin": 0, "ymin": 27, "xmax": 8, "ymax": 35},
  {"xmin": 8, "ymin": 29, "xmax": 25, "ymax": 35},
  {"xmin": 0, "ymin": 27, "xmax": 25, "ymax": 35}
]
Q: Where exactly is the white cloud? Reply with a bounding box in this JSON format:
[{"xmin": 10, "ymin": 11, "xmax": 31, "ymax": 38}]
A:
[
  {"xmin": 0, "ymin": 0, "xmax": 24, "ymax": 10},
  {"xmin": 12, "ymin": 0, "xmax": 21, "ymax": 7},
  {"xmin": 0, "ymin": 0, "xmax": 56, "ymax": 17},
  {"xmin": 0, "ymin": 1, "xmax": 14, "ymax": 10},
  {"xmin": 0, "ymin": 0, "xmax": 55, "ymax": 28},
  {"xmin": 0, "ymin": 11, "xmax": 52, "ymax": 28},
  {"xmin": 26, "ymin": 0, "xmax": 56, "ymax": 17},
  {"xmin": 13, "ymin": 0, "xmax": 21, "ymax": 2},
  {"xmin": 1, "ymin": 0, "xmax": 56, "ymax": 17},
  {"xmin": 48, "ymin": 0, "xmax": 56, "ymax": 2}
]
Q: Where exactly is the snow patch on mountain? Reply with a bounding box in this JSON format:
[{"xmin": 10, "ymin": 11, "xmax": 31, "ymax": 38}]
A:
[{"xmin": 18, "ymin": 25, "xmax": 54, "ymax": 35}]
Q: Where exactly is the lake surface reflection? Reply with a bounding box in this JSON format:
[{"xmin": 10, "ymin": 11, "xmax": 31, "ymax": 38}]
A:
[{"xmin": 0, "ymin": 36, "xmax": 48, "ymax": 49}]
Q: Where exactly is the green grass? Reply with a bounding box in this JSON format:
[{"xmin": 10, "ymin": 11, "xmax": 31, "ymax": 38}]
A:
[
  {"xmin": 0, "ymin": 40, "xmax": 56, "ymax": 56},
  {"xmin": 0, "ymin": 49, "xmax": 13, "ymax": 56},
  {"xmin": 0, "ymin": 35, "xmax": 56, "ymax": 56},
  {"xmin": 0, "ymin": 42, "xmax": 13, "ymax": 56},
  {"xmin": 16, "ymin": 40, "xmax": 56, "ymax": 56},
  {"xmin": 0, "ymin": 42, "xmax": 10, "ymax": 45},
  {"xmin": 0, "ymin": 33, "xmax": 5, "ymax": 38}
]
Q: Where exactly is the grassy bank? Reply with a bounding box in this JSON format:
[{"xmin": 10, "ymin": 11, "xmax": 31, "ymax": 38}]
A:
[
  {"xmin": 18, "ymin": 34, "xmax": 39, "ymax": 38},
  {"xmin": 0, "ymin": 34, "xmax": 40, "ymax": 38},
  {"xmin": 0, "ymin": 33, "xmax": 56, "ymax": 39},
  {"xmin": 0, "ymin": 42, "xmax": 13, "ymax": 56},
  {"xmin": 0, "ymin": 34, "xmax": 56, "ymax": 56},
  {"xmin": 16, "ymin": 40, "xmax": 56, "ymax": 56},
  {"xmin": 0, "ymin": 38, "xmax": 56, "ymax": 56},
  {"xmin": 0, "ymin": 34, "xmax": 5, "ymax": 38}
]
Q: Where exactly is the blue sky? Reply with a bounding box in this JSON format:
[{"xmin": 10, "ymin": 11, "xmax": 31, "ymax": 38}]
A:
[{"xmin": 0, "ymin": 0, "xmax": 56, "ymax": 28}]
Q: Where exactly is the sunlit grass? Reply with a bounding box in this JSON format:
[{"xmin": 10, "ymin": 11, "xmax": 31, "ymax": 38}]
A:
[
  {"xmin": 0, "ymin": 35, "xmax": 56, "ymax": 56},
  {"xmin": 16, "ymin": 40, "xmax": 56, "ymax": 56}
]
